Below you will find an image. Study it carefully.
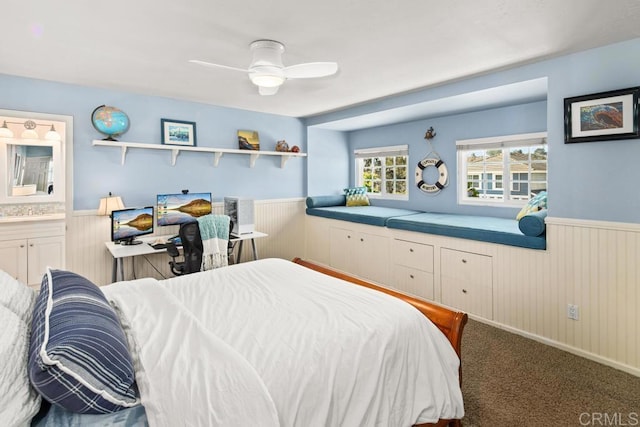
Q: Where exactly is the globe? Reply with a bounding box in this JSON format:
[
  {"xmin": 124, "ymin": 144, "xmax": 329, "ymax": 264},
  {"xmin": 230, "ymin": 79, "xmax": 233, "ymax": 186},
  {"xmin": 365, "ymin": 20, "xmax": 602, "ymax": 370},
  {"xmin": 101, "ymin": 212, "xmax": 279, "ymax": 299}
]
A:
[{"xmin": 91, "ymin": 105, "xmax": 130, "ymax": 141}]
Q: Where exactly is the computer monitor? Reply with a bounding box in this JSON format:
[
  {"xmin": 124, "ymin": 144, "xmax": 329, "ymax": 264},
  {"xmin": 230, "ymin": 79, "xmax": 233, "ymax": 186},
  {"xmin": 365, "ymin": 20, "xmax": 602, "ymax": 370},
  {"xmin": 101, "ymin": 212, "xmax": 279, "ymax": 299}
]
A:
[
  {"xmin": 111, "ymin": 206, "xmax": 154, "ymax": 245},
  {"xmin": 156, "ymin": 192, "xmax": 212, "ymax": 226}
]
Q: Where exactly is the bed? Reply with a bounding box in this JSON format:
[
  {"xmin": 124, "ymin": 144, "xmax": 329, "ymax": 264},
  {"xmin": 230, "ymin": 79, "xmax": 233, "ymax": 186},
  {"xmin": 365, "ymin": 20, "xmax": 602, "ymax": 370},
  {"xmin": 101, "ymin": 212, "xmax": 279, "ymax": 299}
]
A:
[{"xmin": 2, "ymin": 257, "xmax": 467, "ymax": 427}]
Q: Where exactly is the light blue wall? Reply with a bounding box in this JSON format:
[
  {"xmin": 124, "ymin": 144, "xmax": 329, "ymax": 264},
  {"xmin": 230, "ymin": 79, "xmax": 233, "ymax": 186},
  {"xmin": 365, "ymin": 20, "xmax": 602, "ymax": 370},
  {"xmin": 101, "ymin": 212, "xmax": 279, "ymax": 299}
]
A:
[
  {"xmin": 0, "ymin": 74, "xmax": 306, "ymax": 210},
  {"xmin": 546, "ymin": 39, "xmax": 640, "ymax": 222},
  {"xmin": 306, "ymin": 128, "xmax": 349, "ymax": 195},
  {"xmin": 4, "ymin": 37, "xmax": 640, "ymax": 222},
  {"xmin": 308, "ymin": 37, "xmax": 640, "ymax": 224},
  {"xmin": 348, "ymin": 101, "xmax": 547, "ymax": 218}
]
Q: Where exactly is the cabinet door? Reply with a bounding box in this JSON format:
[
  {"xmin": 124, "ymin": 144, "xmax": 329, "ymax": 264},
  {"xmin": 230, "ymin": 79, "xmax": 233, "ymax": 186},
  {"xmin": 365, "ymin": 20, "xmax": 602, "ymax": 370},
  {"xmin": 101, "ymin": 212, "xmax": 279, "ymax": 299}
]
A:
[
  {"xmin": 27, "ymin": 236, "xmax": 66, "ymax": 286},
  {"xmin": 441, "ymin": 248, "xmax": 493, "ymax": 319},
  {"xmin": 356, "ymin": 232, "xmax": 389, "ymax": 285},
  {"xmin": 330, "ymin": 227, "xmax": 355, "ymax": 274},
  {"xmin": 0, "ymin": 239, "xmax": 28, "ymax": 283}
]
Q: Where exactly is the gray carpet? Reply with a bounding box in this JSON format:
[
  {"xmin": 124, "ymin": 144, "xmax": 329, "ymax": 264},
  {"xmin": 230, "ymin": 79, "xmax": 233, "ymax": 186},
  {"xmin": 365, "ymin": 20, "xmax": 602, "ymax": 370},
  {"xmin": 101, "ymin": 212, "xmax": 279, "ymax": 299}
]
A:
[{"xmin": 460, "ymin": 319, "xmax": 640, "ymax": 426}]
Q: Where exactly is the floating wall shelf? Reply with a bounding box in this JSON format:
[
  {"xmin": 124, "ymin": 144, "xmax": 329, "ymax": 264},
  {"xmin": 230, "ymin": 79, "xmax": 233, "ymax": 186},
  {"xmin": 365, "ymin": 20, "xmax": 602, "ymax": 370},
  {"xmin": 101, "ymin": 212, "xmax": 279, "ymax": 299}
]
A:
[{"xmin": 92, "ymin": 140, "xmax": 307, "ymax": 168}]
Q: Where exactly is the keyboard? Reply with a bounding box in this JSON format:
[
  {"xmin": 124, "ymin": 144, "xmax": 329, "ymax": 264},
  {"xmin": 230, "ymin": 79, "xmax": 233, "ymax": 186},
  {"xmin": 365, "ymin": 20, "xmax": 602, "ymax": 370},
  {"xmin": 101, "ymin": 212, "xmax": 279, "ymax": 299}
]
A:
[{"xmin": 150, "ymin": 243, "xmax": 169, "ymax": 250}]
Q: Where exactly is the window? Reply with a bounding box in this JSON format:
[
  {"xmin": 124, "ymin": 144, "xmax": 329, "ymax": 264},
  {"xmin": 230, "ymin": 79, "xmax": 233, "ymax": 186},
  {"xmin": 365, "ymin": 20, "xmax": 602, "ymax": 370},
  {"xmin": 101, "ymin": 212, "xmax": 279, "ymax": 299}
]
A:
[
  {"xmin": 456, "ymin": 132, "xmax": 547, "ymax": 207},
  {"xmin": 355, "ymin": 145, "xmax": 408, "ymax": 200}
]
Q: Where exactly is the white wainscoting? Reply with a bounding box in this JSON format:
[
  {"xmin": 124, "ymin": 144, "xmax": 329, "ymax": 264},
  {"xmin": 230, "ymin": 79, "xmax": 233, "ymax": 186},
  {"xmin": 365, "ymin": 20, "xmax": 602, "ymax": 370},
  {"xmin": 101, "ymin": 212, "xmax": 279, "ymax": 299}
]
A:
[
  {"xmin": 459, "ymin": 217, "xmax": 639, "ymax": 376},
  {"xmin": 67, "ymin": 198, "xmax": 307, "ymax": 286}
]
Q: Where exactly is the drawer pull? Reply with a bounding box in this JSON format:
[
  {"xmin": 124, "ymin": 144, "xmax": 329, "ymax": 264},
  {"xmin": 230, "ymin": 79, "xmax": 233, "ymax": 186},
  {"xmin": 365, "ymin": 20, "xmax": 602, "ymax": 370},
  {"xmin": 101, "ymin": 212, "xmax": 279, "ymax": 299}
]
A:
[
  {"xmin": 360, "ymin": 238, "xmax": 364, "ymax": 242},
  {"xmin": 409, "ymin": 274, "xmax": 414, "ymax": 279},
  {"xmin": 461, "ymin": 259, "xmax": 467, "ymax": 263},
  {"xmin": 462, "ymin": 289, "xmax": 468, "ymax": 293},
  {"xmin": 20, "ymin": 244, "xmax": 25, "ymax": 248},
  {"xmin": 409, "ymin": 248, "xmax": 414, "ymax": 252},
  {"xmin": 347, "ymin": 235, "xmax": 351, "ymax": 239}
]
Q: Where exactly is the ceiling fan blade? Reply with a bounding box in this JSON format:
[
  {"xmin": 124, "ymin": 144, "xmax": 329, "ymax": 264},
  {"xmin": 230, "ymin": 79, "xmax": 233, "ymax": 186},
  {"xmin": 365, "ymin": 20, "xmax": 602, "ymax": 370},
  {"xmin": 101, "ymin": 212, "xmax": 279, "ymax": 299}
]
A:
[
  {"xmin": 283, "ymin": 62, "xmax": 338, "ymax": 79},
  {"xmin": 188, "ymin": 59, "xmax": 248, "ymax": 73},
  {"xmin": 258, "ymin": 85, "xmax": 280, "ymax": 96}
]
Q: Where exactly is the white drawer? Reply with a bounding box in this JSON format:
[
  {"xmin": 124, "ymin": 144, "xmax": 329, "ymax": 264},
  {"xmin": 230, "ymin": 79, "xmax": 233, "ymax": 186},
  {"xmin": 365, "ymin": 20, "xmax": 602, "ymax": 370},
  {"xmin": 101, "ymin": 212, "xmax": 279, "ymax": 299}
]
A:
[
  {"xmin": 391, "ymin": 265, "xmax": 434, "ymax": 301},
  {"xmin": 441, "ymin": 248, "xmax": 493, "ymax": 319},
  {"xmin": 441, "ymin": 248, "xmax": 491, "ymax": 282},
  {"xmin": 392, "ymin": 239, "xmax": 434, "ymax": 272}
]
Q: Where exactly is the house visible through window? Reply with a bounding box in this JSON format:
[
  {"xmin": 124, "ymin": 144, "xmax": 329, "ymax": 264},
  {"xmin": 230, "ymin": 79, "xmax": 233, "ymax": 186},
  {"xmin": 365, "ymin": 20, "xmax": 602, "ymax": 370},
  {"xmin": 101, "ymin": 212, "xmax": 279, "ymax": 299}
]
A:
[
  {"xmin": 456, "ymin": 132, "xmax": 547, "ymax": 207},
  {"xmin": 355, "ymin": 145, "xmax": 408, "ymax": 200}
]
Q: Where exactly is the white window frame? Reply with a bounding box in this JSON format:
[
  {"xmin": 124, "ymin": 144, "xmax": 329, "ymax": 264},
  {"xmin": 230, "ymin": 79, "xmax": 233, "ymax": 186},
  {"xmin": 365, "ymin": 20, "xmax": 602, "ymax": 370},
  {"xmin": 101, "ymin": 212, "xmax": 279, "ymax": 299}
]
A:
[
  {"xmin": 456, "ymin": 132, "xmax": 547, "ymax": 207},
  {"xmin": 354, "ymin": 144, "xmax": 409, "ymax": 200}
]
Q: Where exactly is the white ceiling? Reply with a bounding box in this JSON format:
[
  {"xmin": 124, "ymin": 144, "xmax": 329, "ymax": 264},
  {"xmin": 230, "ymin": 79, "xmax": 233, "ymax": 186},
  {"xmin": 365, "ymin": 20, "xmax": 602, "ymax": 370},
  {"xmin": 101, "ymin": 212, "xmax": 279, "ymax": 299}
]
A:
[{"xmin": 1, "ymin": 0, "xmax": 639, "ymax": 120}]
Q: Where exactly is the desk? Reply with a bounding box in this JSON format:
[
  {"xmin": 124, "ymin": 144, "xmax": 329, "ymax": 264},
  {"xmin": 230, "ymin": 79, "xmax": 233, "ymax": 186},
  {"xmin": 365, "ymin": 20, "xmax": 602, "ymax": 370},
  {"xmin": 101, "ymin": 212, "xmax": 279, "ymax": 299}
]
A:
[{"xmin": 105, "ymin": 231, "xmax": 268, "ymax": 283}]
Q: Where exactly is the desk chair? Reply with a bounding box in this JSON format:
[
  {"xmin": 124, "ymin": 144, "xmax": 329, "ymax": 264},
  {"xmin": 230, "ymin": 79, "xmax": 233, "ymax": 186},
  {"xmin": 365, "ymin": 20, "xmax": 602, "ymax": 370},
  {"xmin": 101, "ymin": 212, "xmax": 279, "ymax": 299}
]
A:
[
  {"xmin": 167, "ymin": 219, "xmax": 235, "ymax": 275},
  {"xmin": 167, "ymin": 222, "xmax": 203, "ymax": 275}
]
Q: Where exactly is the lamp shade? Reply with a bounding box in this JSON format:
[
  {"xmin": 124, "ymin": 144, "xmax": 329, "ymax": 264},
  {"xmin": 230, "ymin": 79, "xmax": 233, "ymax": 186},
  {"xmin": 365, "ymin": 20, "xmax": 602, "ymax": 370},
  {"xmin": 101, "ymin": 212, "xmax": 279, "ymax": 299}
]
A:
[
  {"xmin": 45, "ymin": 125, "xmax": 61, "ymax": 141},
  {"xmin": 0, "ymin": 121, "xmax": 13, "ymax": 138},
  {"xmin": 97, "ymin": 194, "xmax": 125, "ymax": 216},
  {"xmin": 21, "ymin": 129, "xmax": 39, "ymax": 139}
]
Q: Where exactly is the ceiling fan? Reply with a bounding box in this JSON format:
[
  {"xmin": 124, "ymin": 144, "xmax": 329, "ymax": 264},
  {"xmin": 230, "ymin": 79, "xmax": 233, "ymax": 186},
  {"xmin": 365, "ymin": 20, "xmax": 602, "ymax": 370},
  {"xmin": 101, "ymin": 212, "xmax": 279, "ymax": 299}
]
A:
[{"xmin": 189, "ymin": 39, "xmax": 338, "ymax": 95}]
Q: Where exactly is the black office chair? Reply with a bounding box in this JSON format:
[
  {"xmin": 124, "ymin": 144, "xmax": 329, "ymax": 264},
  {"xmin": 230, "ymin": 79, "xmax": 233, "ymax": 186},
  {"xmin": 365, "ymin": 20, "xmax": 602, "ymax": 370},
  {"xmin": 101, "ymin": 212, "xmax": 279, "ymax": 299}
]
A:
[{"xmin": 167, "ymin": 222, "xmax": 204, "ymax": 275}]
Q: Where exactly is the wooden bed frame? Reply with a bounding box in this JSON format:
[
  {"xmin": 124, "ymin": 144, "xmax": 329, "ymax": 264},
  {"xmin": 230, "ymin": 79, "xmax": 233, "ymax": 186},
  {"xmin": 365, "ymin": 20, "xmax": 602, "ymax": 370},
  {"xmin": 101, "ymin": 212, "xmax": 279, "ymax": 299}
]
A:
[{"xmin": 292, "ymin": 258, "xmax": 468, "ymax": 427}]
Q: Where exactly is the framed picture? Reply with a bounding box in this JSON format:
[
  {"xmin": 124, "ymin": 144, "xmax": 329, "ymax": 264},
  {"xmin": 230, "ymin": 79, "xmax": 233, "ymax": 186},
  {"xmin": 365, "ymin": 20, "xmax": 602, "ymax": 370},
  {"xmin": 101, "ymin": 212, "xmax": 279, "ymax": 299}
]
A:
[
  {"xmin": 237, "ymin": 130, "xmax": 260, "ymax": 150},
  {"xmin": 161, "ymin": 119, "xmax": 196, "ymax": 146},
  {"xmin": 564, "ymin": 86, "xmax": 640, "ymax": 143}
]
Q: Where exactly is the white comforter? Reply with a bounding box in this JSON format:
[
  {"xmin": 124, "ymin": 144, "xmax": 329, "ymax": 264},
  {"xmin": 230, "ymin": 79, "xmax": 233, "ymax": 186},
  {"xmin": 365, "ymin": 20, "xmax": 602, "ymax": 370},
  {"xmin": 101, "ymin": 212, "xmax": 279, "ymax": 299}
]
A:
[{"xmin": 103, "ymin": 258, "xmax": 464, "ymax": 426}]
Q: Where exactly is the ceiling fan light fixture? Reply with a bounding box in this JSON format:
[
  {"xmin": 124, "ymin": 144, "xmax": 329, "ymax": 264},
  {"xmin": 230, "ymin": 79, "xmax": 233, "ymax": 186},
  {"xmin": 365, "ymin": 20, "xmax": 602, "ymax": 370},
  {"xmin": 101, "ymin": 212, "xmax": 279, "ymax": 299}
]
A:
[{"xmin": 250, "ymin": 73, "xmax": 285, "ymax": 88}]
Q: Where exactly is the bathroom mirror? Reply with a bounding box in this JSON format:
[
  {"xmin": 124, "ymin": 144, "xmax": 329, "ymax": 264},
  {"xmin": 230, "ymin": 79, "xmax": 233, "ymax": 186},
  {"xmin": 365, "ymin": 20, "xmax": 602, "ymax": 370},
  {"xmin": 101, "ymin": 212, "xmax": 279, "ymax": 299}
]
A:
[
  {"xmin": 0, "ymin": 110, "xmax": 71, "ymax": 205},
  {"xmin": 8, "ymin": 142, "xmax": 55, "ymax": 197}
]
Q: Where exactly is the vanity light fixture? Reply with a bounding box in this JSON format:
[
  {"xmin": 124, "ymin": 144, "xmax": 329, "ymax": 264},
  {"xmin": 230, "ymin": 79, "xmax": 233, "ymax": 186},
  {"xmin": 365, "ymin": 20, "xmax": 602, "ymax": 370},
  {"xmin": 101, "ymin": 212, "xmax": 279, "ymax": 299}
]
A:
[
  {"xmin": 0, "ymin": 120, "xmax": 13, "ymax": 138},
  {"xmin": 1, "ymin": 119, "xmax": 62, "ymax": 140},
  {"xmin": 97, "ymin": 192, "xmax": 125, "ymax": 217}
]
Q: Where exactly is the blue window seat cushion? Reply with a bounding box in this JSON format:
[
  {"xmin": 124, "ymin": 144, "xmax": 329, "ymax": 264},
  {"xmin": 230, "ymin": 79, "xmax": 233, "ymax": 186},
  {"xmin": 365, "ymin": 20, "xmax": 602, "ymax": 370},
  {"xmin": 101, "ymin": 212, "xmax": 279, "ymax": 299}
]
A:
[
  {"xmin": 306, "ymin": 205, "xmax": 422, "ymax": 227},
  {"xmin": 386, "ymin": 212, "xmax": 546, "ymax": 250}
]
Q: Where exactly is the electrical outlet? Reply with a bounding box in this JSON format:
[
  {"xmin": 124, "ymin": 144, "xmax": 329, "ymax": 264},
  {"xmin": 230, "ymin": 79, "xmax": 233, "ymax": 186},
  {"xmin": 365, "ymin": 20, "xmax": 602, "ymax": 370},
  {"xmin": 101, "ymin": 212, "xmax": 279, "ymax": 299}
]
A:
[{"xmin": 567, "ymin": 304, "xmax": 579, "ymax": 320}]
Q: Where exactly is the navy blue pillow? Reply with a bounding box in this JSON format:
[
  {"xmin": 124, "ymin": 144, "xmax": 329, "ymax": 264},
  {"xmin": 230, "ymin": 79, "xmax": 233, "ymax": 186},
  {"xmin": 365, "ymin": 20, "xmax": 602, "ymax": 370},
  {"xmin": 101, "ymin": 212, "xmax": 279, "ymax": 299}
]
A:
[{"xmin": 28, "ymin": 269, "xmax": 139, "ymax": 414}]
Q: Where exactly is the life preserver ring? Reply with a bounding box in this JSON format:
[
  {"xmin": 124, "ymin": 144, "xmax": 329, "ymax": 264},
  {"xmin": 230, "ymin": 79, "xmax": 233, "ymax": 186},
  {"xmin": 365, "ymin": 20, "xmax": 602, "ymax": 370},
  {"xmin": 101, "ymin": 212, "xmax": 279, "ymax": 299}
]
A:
[{"xmin": 415, "ymin": 156, "xmax": 448, "ymax": 193}]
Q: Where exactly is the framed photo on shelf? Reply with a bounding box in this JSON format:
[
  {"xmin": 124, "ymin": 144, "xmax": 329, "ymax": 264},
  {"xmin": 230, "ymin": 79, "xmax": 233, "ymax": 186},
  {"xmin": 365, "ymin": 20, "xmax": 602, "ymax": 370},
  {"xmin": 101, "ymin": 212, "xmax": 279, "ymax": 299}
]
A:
[
  {"xmin": 161, "ymin": 119, "xmax": 197, "ymax": 146},
  {"xmin": 564, "ymin": 86, "xmax": 640, "ymax": 144},
  {"xmin": 237, "ymin": 130, "xmax": 260, "ymax": 150}
]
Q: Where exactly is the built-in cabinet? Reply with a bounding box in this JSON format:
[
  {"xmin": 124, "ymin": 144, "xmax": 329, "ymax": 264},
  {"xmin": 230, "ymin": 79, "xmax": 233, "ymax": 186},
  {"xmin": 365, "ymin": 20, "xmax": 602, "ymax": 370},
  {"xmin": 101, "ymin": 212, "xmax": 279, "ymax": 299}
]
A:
[
  {"xmin": 440, "ymin": 247, "xmax": 493, "ymax": 319},
  {"xmin": 0, "ymin": 218, "xmax": 65, "ymax": 288},
  {"xmin": 390, "ymin": 239, "xmax": 435, "ymax": 301},
  {"xmin": 305, "ymin": 215, "xmax": 496, "ymax": 319},
  {"xmin": 330, "ymin": 226, "xmax": 389, "ymax": 285}
]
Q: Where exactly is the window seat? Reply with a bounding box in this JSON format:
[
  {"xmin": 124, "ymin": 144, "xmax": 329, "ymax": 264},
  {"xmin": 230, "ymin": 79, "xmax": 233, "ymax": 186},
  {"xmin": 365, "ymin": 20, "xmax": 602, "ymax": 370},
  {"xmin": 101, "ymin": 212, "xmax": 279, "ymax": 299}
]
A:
[
  {"xmin": 386, "ymin": 212, "xmax": 546, "ymax": 249},
  {"xmin": 305, "ymin": 196, "xmax": 547, "ymax": 250},
  {"xmin": 305, "ymin": 195, "xmax": 421, "ymax": 227}
]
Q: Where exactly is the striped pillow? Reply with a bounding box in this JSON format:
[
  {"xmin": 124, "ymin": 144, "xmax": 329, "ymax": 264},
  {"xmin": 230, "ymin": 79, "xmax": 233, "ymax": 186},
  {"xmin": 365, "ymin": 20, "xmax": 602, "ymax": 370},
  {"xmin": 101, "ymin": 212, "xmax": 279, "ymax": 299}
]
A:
[{"xmin": 28, "ymin": 269, "xmax": 140, "ymax": 414}]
